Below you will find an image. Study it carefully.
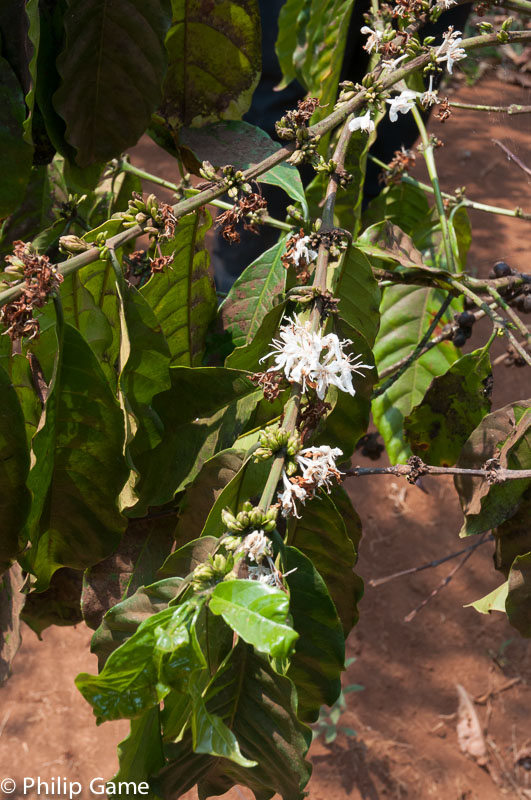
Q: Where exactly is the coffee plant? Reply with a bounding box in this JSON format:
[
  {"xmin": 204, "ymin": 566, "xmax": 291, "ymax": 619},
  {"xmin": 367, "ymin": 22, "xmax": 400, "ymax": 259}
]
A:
[{"xmin": 1, "ymin": 0, "xmax": 531, "ymax": 797}]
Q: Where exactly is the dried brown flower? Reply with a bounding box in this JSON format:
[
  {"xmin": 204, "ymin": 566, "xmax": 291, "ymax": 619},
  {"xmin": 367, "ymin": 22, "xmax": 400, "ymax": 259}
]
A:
[
  {"xmin": 250, "ymin": 370, "xmax": 286, "ymax": 402},
  {"xmin": 436, "ymin": 97, "xmax": 452, "ymax": 123},
  {"xmin": 382, "ymin": 147, "xmax": 416, "ymax": 185}
]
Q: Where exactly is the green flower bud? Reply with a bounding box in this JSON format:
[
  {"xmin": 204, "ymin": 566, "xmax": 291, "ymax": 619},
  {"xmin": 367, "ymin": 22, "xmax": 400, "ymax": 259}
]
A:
[
  {"xmin": 59, "ymin": 235, "xmax": 93, "ymax": 254},
  {"xmin": 223, "ymin": 535, "xmax": 242, "ymax": 552}
]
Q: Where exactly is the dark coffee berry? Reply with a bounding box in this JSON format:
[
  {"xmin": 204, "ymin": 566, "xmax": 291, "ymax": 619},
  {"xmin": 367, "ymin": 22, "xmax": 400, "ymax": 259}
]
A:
[
  {"xmin": 464, "ymin": 296, "xmax": 476, "ymax": 310},
  {"xmin": 453, "ymin": 331, "xmax": 467, "ymax": 348},
  {"xmin": 493, "ymin": 261, "xmax": 512, "ymax": 277},
  {"xmin": 457, "ymin": 311, "xmax": 475, "ymax": 328}
]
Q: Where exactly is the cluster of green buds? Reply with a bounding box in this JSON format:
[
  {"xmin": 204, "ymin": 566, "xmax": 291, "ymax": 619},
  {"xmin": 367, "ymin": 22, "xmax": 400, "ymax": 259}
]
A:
[
  {"xmin": 59, "ymin": 235, "xmax": 95, "ymax": 256},
  {"xmin": 199, "ymin": 160, "xmax": 218, "ymax": 181},
  {"xmin": 221, "ymin": 165, "xmax": 252, "ymax": 199},
  {"xmin": 334, "ymin": 81, "xmax": 361, "ymax": 112},
  {"xmin": 190, "ymin": 552, "xmax": 237, "ymax": 591},
  {"xmin": 222, "ymin": 501, "xmax": 278, "ymax": 535},
  {"xmin": 173, "ymin": 173, "xmax": 192, "ymax": 202},
  {"xmin": 497, "ymin": 17, "xmax": 514, "ymax": 44},
  {"xmin": 287, "ymin": 133, "xmax": 321, "ymax": 167},
  {"xmin": 59, "ymin": 193, "xmax": 87, "ymax": 222},
  {"xmin": 121, "ymin": 192, "xmax": 159, "ymax": 229},
  {"xmin": 254, "ymin": 425, "xmax": 302, "ymax": 462},
  {"xmin": 360, "ymin": 74, "xmax": 384, "ymax": 106}
]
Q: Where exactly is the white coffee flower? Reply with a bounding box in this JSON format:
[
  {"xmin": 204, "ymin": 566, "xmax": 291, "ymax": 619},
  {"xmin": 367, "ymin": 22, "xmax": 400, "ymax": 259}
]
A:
[
  {"xmin": 386, "ymin": 90, "xmax": 417, "ymax": 123},
  {"xmin": 261, "ymin": 316, "xmax": 373, "ymax": 400},
  {"xmin": 420, "ymin": 75, "xmax": 439, "ymax": 108},
  {"xmin": 248, "ymin": 564, "xmax": 277, "ymax": 585},
  {"xmin": 361, "ymin": 25, "xmax": 383, "ymax": 54},
  {"xmin": 278, "ymin": 470, "xmax": 308, "ymax": 518},
  {"xmin": 296, "ymin": 445, "xmax": 343, "ymax": 490},
  {"xmin": 437, "ymin": 0, "xmax": 457, "ymax": 9},
  {"xmin": 435, "ymin": 29, "xmax": 466, "ymax": 74},
  {"xmin": 348, "ymin": 110, "xmax": 375, "ymax": 135},
  {"xmin": 293, "ymin": 236, "xmax": 318, "ymax": 266},
  {"xmin": 241, "ymin": 530, "xmax": 271, "ymax": 563},
  {"xmin": 381, "ymin": 53, "xmax": 409, "ymax": 71}
]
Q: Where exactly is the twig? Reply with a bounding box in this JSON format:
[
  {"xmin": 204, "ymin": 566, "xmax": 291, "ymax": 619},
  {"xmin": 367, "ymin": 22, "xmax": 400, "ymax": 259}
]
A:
[
  {"xmin": 345, "ymin": 460, "xmax": 531, "ymax": 481},
  {"xmin": 487, "ymin": 736, "xmax": 528, "ymax": 800},
  {"xmin": 369, "ymin": 536, "xmax": 493, "ymax": 587},
  {"xmin": 403, "ymin": 533, "xmax": 489, "ymax": 622},
  {"xmin": 373, "ymin": 294, "xmax": 453, "ymax": 397},
  {"xmin": 492, "ymin": 139, "xmax": 531, "ymax": 179},
  {"xmin": 475, "ymin": 677, "xmax": 522, "ymax": 706},
  {"xmin": 450, "ymin": 102, "xmax": 531, "ymax": 115}
]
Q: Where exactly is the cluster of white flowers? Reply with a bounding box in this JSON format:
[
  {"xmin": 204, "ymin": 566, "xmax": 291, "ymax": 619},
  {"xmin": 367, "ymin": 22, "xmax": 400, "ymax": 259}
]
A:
[
  {"xmin": 293, "ymin": 236, "xmax": 318, "ymax": 266},
  {"xmin": 247, "ymin": 563, "xmax": 277, "ymax": 585},
  {"xmin": 386, "ymin": 89, "xmax": 417, "ymax": 123},
  {"xmin": 420, "ymin": 74, "xmax": 439, "ymax": 108},
  {"xmin": 240, "ymin": 530, "xmax": 271, "ymax": 563},
  {"xmin": 278, "ymin": 445, "xmax": 344, "ymax": 517},
  {"xmin": 435, "ymin": 28, "xmax": 466, "ymax": 74},
  {"xmin": 261, "ymin": 315, "xmax": 372, "ymax": 400}
]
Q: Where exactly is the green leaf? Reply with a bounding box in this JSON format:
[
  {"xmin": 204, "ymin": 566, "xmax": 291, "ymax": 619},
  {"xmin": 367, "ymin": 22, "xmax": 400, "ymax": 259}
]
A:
[
  {"xmin": 173, "ymin": 450, "xmax": 246, "ymax": 544},
  {"xmin": 332, "ymin": 246, "xmax": 381, "ymax": 348},
  {"xmin": 199, "ymin": 457, "xmax": 272, "ymax": 539},
  {"xmin": 82, "ymin": 516, "xmax": 177, "ymax": 630},
  {"xmin": 192, "ymin": 692, "xmax": 257, "ymax": 767},
  {"xmin": 131, "ymin": 367, "xmax": 261, "ymax": 515},
  {"xmin": 284, "ymin": 547, "xmax": 345, "ymax": 722},
  {"xmin": 404, "ymin": 348, "xmax": 492, "ymax": 467},
  {"xmin": 287, "ymin": 490, "xmax": 361, "ymax": 636},
  {"xmin": 363, "ymin": 181, "xmax": 435, "ymax": 248},
  {"xmin": 155, "ymin": 643, "xmax": 312, "ymax": 800},
  {"xmin": 0, "ymin": 564, "xmax": 25, "ymax": 685},
  {"xmin": 23, "ymin": 322, "xmax": 129, "ymax": 590},
  {"xmin": 315, "ymin": 318, "xmax": 375, "ymax": 460},
  {"xmin": 76, "ymin": 600, "xmax": 203, "ymax": 723},
  {"xmin": 225, "ymin": 300, "xmax": 287, "ymax": 372},
  {"xmin": 507, "ymin": 553, "xmax": 531, "ymax": 637},
  {"xmin": 466, "ymin": 581, "xmax": 508, "ymax": 615},
  {"xmin": 111, "ymin": 707, "xmax": 165, "ymax": 798},
  {"xmin": 0, "ymin": 55, "xmax": 33, "ymax": 216},
  {"xmin": 141, "ymin": 209, "xmax": 215, "ymax": 366},
  {"xmin": 91, "ymin": 577, "xmax": 185, "ymax": 669},
  {"xmin": 220, "ymin": 238, "xmax": 287, "ymax": 349},
  {"xmin": 21, "ymin": 567, "xmax": 83, "ymax": 636},
  {"xmin": 10, "ymin": 354, "xmax": 42, "ymax": 448},
  {"xmin": 179, "ymin": 121, "xmax": 306, "ymax": 208},
  {"xmin": 276, "ymin": 0, "xmax": 355, "ymax": 122},
  {"xmin": 0, "ymin": 363, "xmax": 31, "ymax": 572},
  {"xmin": 23, "ymin": 0, "xmax": 40, "ymax": 145},
  {"xmin": 160, "ymin": 0, "xmax": 261, "ymax": 129},
  {"xmin": 210, "ymin": 580, "xmax": 298, "ymax": 659},
  {"xmin": 158, "ymin": 536, "xmax": 219, "ymax": 581},
  {"xmin": 372, "ymin": 286, "xmax": 459, "ymax": 464},
  {"xmin": 455, "ymin": 401, "xmax": 531, "ymax": 537},
  {"xmin": 54, "ymin": 0, "xmax": 172, "ymax": 166}
]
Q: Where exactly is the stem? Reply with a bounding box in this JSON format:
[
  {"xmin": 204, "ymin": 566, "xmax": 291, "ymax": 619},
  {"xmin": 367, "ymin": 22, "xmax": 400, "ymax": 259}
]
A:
[
  {"xmin": 346, "ymin": 464, "xmax": 531, "ymax": 479},
  {"xmin": 486, "ymin": 285, "xmax": 531, "ymax": 345},
  {"xmin": 369, "ymin": 154, "xmax": 531, "ymax": 220},
  {"xmin": 411, "ymin": 105, "xmax": 455, "ymax": 273},
  {"xmin": 2, "ymin": 29, "xmax": 531, "ymax": 312},
  {"xmin": 450, "ymin": 101, "xmax": 531, "ymax": 115}
]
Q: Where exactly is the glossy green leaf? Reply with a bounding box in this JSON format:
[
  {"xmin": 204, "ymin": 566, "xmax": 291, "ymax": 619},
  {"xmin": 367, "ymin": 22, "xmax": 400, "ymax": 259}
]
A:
[
  {"xmin": 174, "ymin": 450, "xmax": 246, "ymax": 545},
  {"xmin": 54, "ymin": 0, "xmax": 172, "ymax": 166},
  {"xmin": 161, "ymin": 0, "xmax": 261, "ymax": 129},
  {"xmin": 0, "ymin": 363, "xmax": 31, "ymax": 572},
  {"xmin": 372, "ymin": 286, "xmax": 459, "ymax": 464},
  {"xmin": 91, "ymin": 577, "xmax": 185, "ymax": 670},
  {"xmin": 405, "ymin": 348, "xmax": 492, "ymax": 467},
  {"xmin": 287, "ymin": 490, "xmax": 361, "ymax": 636},
  {"xmin": 141, "ymin": 209, "xmax": 216, "ymax": 367},
  {"xmin": 276, "ymin": 0, "xmax": 355, "ymax": 122},
  {"xmin": 0, "ymin": 55, "xmax": 33, "ymax": 216},
  {"xmin": 332, "ymin": 246, "xmax": 381, "ymax": 348},
  {"xmin": 220, "ymin": 238, "xmax": 287, "ymax": 349},
  {"xmin": 225, "ymin": 300, "xmax": 287, "ymax": 372},
  {"xmin": 131, "ymin": 367, "xmax": 261, "ymax": 515},
  {"xmin": 192, "ymin": 691, "xmax": 257, "ymax": 767},
  {"xmin": 363, "ymin": 181, "xmax": 435, "ymax": 249},
  {"xmin": 179, "ymin": 121, "xmax": 306, "ymax": 207},
  {"xmin": 455, "ymin": 401, "xmax": 531, "ymax": 537},
  {"xmin": 155, "ymin": 643, "xmax": 312, "ymax": 800},
  {"xmin": 111, "ymin": 707, "xmax": 165, "ymax": 798},
  {"xmin": 76, "ymin": 600, "xmax": 203, "ymax": 723},
  {"xmin": 466, "ymin": 581, "xmax": 508, "ymax": 615},
  {"xmin": 507, "ymin": 553, "xmax": 531, "ymax": 637},
  {"xmin": 82, "ymin": 516, "xmax": 177, "ymax": 630},
  {"xmin": 284, "ymin": 547, "xmax": 344, "ymax": 722},
  {"xmin": 315, "ymin": 318, "xmax": 375, "ymax": 460},
  {"xmin": 210, "ymin": 580, "xmax": 298, "ymax": 659},
  {"xmin": 23, "ymin": 322, "xmax": 129, "ymax": 590}
]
